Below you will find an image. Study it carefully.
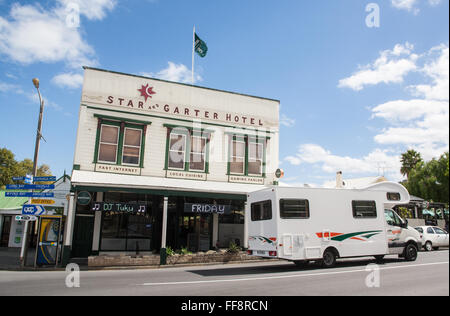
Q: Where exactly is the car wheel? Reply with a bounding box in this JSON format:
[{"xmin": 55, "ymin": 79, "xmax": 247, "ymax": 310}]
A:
[
  {"xmin": 425, "ymin": 241, "xmax": 433, "ymax": 252},
  {"xmin": 404, "ymin": 243, "xmax": 418, "ymax": 262},
  {"xmin": 322, "ymin": 249, "xmax": 337, "ymax": 268}
]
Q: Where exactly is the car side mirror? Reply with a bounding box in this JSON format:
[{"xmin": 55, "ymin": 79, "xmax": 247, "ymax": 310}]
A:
[{"xmin": 401, "ymin": 220, "xmax": 408, "ymax": 229}]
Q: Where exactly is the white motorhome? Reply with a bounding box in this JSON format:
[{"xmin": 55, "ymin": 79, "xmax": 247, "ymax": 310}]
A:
[{"xmin": 247, "ymin": 182, "xmax": 422, "ymax": 268}]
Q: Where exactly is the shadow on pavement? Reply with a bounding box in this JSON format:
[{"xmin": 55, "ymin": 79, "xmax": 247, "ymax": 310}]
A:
[{"xmin": 187, "ymin": 257, "xmax": 405, "ymax": 277}]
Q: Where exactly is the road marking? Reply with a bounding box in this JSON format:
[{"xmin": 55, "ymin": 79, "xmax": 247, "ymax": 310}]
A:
[{"xmin": 139, "ymin": 261, "xmax": 449, "ymax": 286}]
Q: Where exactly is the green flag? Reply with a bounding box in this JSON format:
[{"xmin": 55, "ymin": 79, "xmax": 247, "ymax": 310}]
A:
[{"xmin": 194, "ymin": 33, "xmax": 208, "ymax": 58}]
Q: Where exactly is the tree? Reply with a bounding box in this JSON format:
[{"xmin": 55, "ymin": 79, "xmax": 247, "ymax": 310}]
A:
[
  {"xmin": 0, "ymin": 147, "xmax": 53, "ymax": 189},
  {"xmin": 0, "ymin": 148, "xmax": 19, "ymax": 189},
  {"xmin": 404, "ymin": 152, "xmax": 449, "ymax": 203},
  {"xmin": 400, "ymin": 149, "xmax": 423, "ymax": 180}
]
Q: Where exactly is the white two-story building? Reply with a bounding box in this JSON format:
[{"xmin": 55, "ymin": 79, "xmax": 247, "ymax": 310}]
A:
[{"xmin": 66, "ymin": 67, "xmax": 279, "ymax": 259}]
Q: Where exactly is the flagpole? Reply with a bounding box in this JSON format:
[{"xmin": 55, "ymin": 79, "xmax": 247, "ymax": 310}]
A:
[{"xmin": 192, "ymin": 25, "xmax": 195, "ymax": 85}]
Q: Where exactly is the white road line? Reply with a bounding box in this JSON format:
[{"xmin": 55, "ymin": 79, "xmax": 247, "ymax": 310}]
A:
[{"xmin": 139, "ymin": 261, "xmax": 449, "ymax": 286}]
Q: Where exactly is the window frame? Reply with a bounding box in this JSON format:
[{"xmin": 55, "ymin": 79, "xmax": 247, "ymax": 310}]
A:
[
  {"xmin": 229, "ymin": 137, "xmax": 246, "ymax": 176},
  {"xmin": 279, "ymin": 199, "xmax": 310, "ymax": 219},
  {"xmin": 227, "ymin": 134, "xmax": 267, "ymax": 178},
  {"xmin": 352, "ymin": 200, "xmax": 377, "ymax": 219},
  {"xmin": 247, "ymin": 139, "xmax": 264, "ymax": 176},
  {"xmin": 251, "ymin": 200, "xmax": 272, "ymax": 222},
  {"xmin": 167, "ymin": 132, "xmax": 188, "ymax": 171},
  {"xmin": 387, "ymin": 192, "xmax": 401, "ymax": 201},
  {"xmin": 97, "ymin": 124, "xmax": 120, "ymax": 164},
  {"xmin": 189, "ymin": 135, "xmax": 207, "ymax": 172},
  {"xmin": 164, "ymin": 125, "xmax": 212, "ymax": 174},
  {"xmin": 121, "ymin": 127, "xmax": 143, "ymax": 167},
  {"xmin": 94, "ymin": 119, "xmax": 147, "ymax": 168}
]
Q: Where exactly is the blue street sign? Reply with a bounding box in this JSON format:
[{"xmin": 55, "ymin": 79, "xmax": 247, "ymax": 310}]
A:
[
  {"xmin": 5, "ymin": 192, "xmax": 54, "ymax": 198},
  {"xmin": 6, "ymin": 184, "xmax": 55, "ymax": 190},
  {"xmin": 33, "ymin": 176, "xmax": 56, "ymax": 182},
  {"xmin": 22, "ymin": 205, "xmax": 46, "ymax": 216},
  {"xmin": 12, "ymin": 174, "xmax": 33, "ymax": 183}
]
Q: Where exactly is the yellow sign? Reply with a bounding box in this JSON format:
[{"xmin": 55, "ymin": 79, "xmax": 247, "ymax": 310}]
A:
[{"xmin": 31, "ymin": 199, "xmax": 55, "ymax": 205}]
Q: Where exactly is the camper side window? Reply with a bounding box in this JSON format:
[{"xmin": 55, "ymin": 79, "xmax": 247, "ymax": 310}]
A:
[
  {"xmin": 352, "ymin": 200, "xmax": 377, "ymax": 218},
  {"xmin": 251, "ymin": 200, "xmax": 272, "ymax": 221},
  {"xmin": 280, "ymin": 199, "xmax": 310, "ymax": 219}
]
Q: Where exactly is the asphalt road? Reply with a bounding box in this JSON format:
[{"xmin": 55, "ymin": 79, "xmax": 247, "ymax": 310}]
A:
[{"xmin": 0, "ymin": 250, "xmax": 448, "ymax": 296}]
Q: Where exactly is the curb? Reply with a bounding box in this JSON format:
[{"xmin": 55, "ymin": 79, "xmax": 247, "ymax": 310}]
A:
[{"xmin": 0, "ymin": 258, "xmax": 280, "ymax": 272}]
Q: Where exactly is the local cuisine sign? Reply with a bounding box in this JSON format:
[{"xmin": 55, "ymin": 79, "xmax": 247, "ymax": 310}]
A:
[
  {"xmin": 100, "ymin": 84, "xmax": 266, "ymax": 127},
  {"xmin": 184, "ymin": 203, "xmax": 231, "ymax": 215}
]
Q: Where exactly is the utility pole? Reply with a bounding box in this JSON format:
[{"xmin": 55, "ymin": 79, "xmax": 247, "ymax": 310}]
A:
[{"xmin": 19, "ymin": 78, "xmax": 45, "ymax": 268}]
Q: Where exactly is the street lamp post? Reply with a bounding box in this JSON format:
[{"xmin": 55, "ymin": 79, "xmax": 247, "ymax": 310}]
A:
[
  {"xmin": 19, "ymin": 78, "xmax": 45, "ymax": 268},
  {"xmin": 32, "ymin": 78, "xmax": 44, "ymax": 178}
]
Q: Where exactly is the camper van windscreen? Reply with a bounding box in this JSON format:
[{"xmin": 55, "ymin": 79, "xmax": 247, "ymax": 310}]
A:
[
  {"xmin": 352, "ymin": 200, "xmax": 377, "ymax": 218},
  {"xmin": 280, "ymin": 199, "xmax": 310, "ymax": 219},
  {"xmin": 251, "ymin": 200, "xmax": 272, "ymax": 221}
]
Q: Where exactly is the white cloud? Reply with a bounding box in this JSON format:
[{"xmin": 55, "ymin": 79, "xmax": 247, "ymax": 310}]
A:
[
  {"xmin": 409, "ymin": 45, "xmax": 449, "ymax": 101},
  {"xmin": 338, "ymin": 43, "xmax": 418, "ymax": 91},
  {"xmin": 52, "ymin": 73, "xmax": 84, "ymax": 89},
  {"xmin": 371, "ymin": 44, "xmax": 449, "ymax": 158},
  {"xmin": 286, "ymin": 43, "xmax": 449, "ymax": 184},
  {"xmin": 284, "ymin": 144, "xmax": 403, "ymax": 181},
  {"xmin": 0, "ymin": 81, "xmax": 22, "ymax": 93},
  {"xmin": 142, "ymin": 62, "xmax": 202, "ymax": 84},
  {"xmin": 391, "ymin": 0, "xmax": 443, "ymax": 14},
  {"xmin": 280, "ymin": 114, "xmax": 296, "ymax": 128},
  {"xmin": 56, "ymin": 0, "xmax": 116, "ymax": 21},
  {"xmin": 391, "ymin": 0, "xmax": 420, "ymax": 14},
  {"xmin": 0, "ymin": 1, "xmax": 116, "ymax": 70},
  {"xmin": 0, "ymin": 3, "xmax": 96, "ymax": 68}
]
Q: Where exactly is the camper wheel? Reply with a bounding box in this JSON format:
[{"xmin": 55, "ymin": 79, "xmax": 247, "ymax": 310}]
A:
[
  {"xmin": 321, "ymin": 248, "xmax": 338, "ymax": 268},
  {"xmin": 403, "ymin": 243, "xmax": 418, "ymax": 262}
]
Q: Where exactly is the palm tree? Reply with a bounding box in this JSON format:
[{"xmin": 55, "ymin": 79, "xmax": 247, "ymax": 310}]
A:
[{"xmin": 400, "ymin": 149, "xmax": 423, "ymax": 179}]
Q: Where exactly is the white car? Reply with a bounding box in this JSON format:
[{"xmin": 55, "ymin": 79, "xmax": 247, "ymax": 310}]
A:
[{"xmin": 414, "ymin": 226, "xmax": 449, "ymax": 251}]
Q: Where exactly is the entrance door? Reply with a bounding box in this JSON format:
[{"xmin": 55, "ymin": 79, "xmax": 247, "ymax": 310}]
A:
[
  {"xmin": 0, "ymin": 216, "xmax": 12, "ymax": 247},
  {"xmin": 72, "ymin": 215, "xmax": 94, "ymax": 258},
  {"xmin": 185, "ymin": 215, "xmax": 212, "ymax": 252}
]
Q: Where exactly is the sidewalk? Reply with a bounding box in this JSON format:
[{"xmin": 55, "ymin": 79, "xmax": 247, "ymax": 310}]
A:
[
  {"xmin": 0, "ymin": 247, "xmax": 36, "ymax": 270},
  {"xmin": 0, "ymin": 247, "xmax": 78, "ymax": 271}
]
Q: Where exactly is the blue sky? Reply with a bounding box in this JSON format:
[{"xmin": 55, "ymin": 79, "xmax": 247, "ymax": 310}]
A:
[{"xmin": 0, "ymin": 0, "xmax": 448, "ymax": 187}]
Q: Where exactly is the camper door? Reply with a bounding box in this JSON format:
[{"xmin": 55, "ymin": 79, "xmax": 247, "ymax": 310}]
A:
[{"xmin": 384, "ymin": 209, "xmax": 405, "ymax": 254}]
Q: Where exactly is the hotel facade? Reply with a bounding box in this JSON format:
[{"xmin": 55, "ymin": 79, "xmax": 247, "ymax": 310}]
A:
[{"xmin": 65, "ymin": 67, "xmax": 280, "ymax": 259}]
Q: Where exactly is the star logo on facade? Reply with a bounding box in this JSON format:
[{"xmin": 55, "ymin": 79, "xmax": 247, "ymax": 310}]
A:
[{"xmin": 138, "ymin": 84, "xmax": 156, "ymax": 102}]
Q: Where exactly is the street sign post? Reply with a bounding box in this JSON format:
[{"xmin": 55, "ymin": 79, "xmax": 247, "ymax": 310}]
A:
[
  {"xmin": 6, "ymin": 184, "xmax": 55, "ymax": 190},
  {"xmin": 31, "ymin": 199, "xmax": 55, "ymax": 205},
  {"xmin": 15, "ymin": 215, "xmax": 38, "ymax": 222},
  {"xmin": 5, "ymin": 192, "xmax": 54, "ymax": 198},
  {"xmin": 12, "ymin": 174, "xmax": 33, "ymax": 183},
  {"xmin": 33, "ymin": 176, "xmax": 56, "ymax": 182}
]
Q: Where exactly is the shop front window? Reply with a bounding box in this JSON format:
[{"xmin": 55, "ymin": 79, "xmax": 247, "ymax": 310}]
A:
[{"xmin": 100, "ymin": 192, "xmax": 154, "ymax": 252}]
